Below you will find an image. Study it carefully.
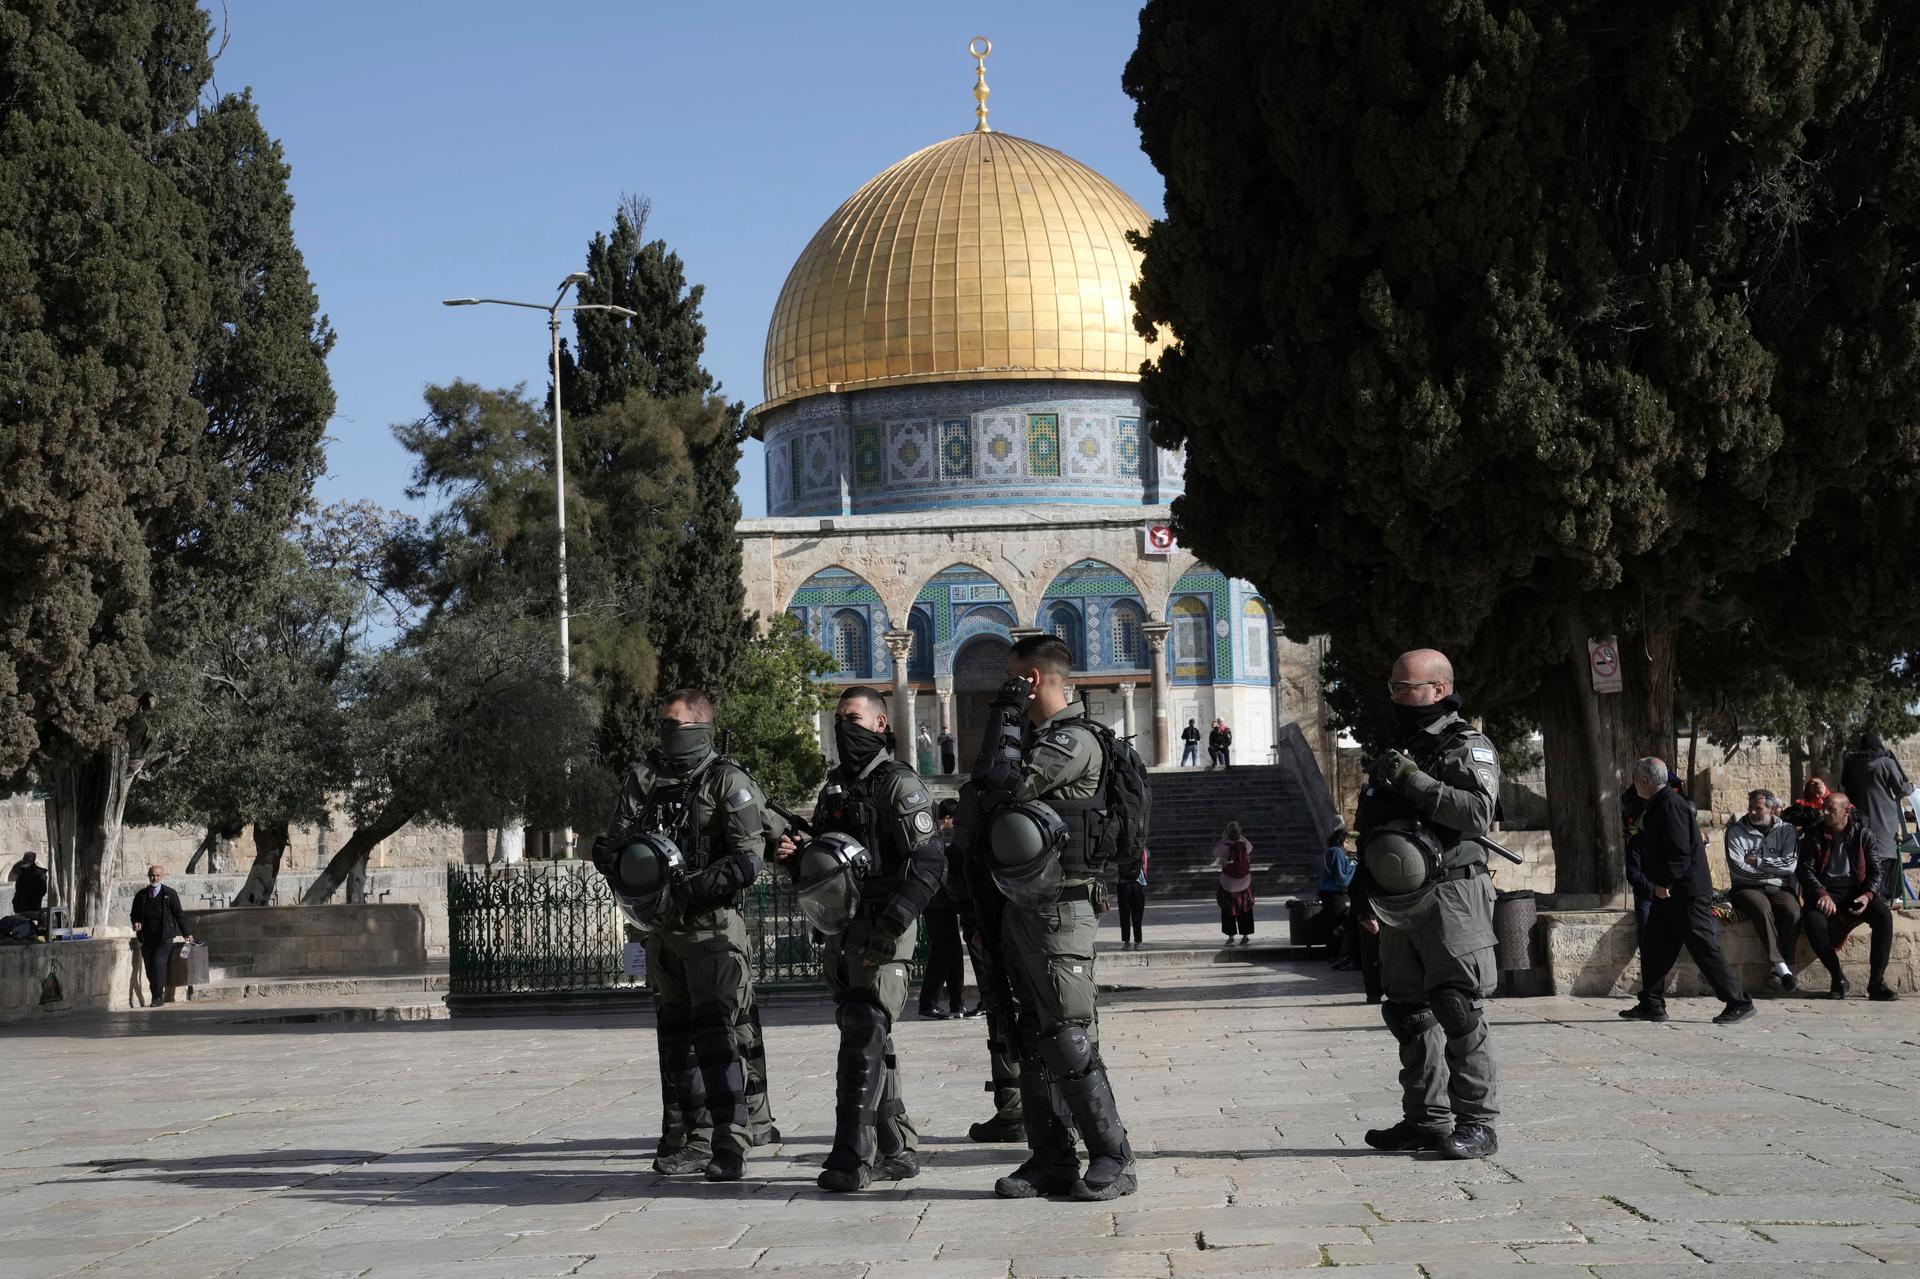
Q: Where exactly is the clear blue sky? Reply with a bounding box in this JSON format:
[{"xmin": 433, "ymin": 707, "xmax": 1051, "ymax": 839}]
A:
[{"xmin": 214, "ymin": 1, "xmax": 1163, "ymax": 520}]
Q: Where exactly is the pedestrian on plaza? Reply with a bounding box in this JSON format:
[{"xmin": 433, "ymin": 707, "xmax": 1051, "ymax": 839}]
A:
[
  {"xmin": 777, "ymin": 686, "xmax": 946, "ymax": 1192},
  {"xmin": 1213, "ymin": 822, "xmax": 1256, "ymax": 944},
  {"xmin": 1350, "ymin": 647, "xmax": 1501, "ymax": 1160},
  {"xmin": 1180, "ymin": 719, "xmax": 1201, "ymax": 767},
  {"xmin": 939, "ymin": 727, "xmax": 957, "ymax": 776},
  {"xmin": 1208, "ymin": 719, "xmax": 1233, "ymax": 767},
  {"xmin": 128, "ymin": 865, "xmax": 191, "ymax": 1007},
  {"xmin": 1724, "ymin": 788, "xmax": 1803, "ymax": 992},
  {"xmin": 1841, "ymin": 733, "xmax": 1915, "ymax": 902},
  {"xmin": 1117, "ymin": 846, "xmax": 1148, "ymax": 950},
  {"xmin": 1783, "ymin": 776, "xmax": 1830, "ymax": 837},
  {"xmin": 916, "ymin": 723, "xmax": 937, "ymax": 777},
  {"xmin": 7, "ymin": 850, "xmax": 48, "ymax": 915},
  {"xmin": 1619, "ymin": 756, "xmax": 1756, "ymax": 1027},
  {"xmin": 917, "ymin": 798, "xmax": 967, "ymax": 1020},
  {"xmin": 969, "ymin": 634, "xmax": 1139, "ymax": 1201},
  {"xmin": 1321, "ymin": 826, "xmax": 1356, "ymax": 965},
  {"xmin": 1798, "ymin": 791, "xmax": 1899, "ymax": 1001},
  {"xmin": 595, "ymin": 687, "xmax": 782, "ymax": 1183}
]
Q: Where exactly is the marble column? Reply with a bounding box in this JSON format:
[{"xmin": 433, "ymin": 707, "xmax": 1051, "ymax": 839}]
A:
[
  {"xmin": 1118, "ymin": 682, "xmax": 1137, "ymax": 747},
  {"xmin": 1144, "ymin": 621, "xmax": 1173, "ymax": 767},
  {"xmin": 934, "ymin": 678, "xmax": 956, "ymax": 774},
  {"xmin": 883, "ymin": 628, "xmax": 916, "ymax": 765}
]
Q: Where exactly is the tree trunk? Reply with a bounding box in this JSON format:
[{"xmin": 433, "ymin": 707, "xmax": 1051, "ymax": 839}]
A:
[
  {"xmin": 1789, "ymin": 737, "xmax": 1809, "ymax": 799},
  {"xmin": 1537, "ymin": 613, "xmax": 1677, "ymax": 901},
  {"xmin": 232, "ymin": 819, "xmax": 291, "ymax": 906},
  {"xmin": 42, "ymin": 745, "xmax": 136, "ymax": 929},
  {"xmin": 301, "ymin": 806, "xmax": 411, "ymax": 905}
]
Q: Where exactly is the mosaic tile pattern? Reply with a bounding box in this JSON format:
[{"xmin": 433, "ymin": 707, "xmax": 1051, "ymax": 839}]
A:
[
  {"xmin": 767, "ymin": 440, "xmax": 791, "ymax": 506},
  {"xmin": 802, "ymin": 430, "xmax": 836, "ymax": 494},
  {"xmin": 852, "ymin": 424, "xmax": 883, "ymax": 491},
  {"xmin": 979, "ymin": 413, "xmax": 1021, "ymax": 479},
  {"xmin": 1027, "ymin": 413, "xmax": 1061, "ymax": 478},
  {"xmin": 938, "ymin": 419, "xmax": 972, "ymax": 480},
  {"xmin": 1172, "ymin": 567, "xmax": 1232, "ymax": 683},
  {"xmin": 1116, "ymin": 417, "xmax": 1143, "ymax": 480},
  {"xmin": 887, "ymin": 419, "xmax": 934, "ymax": 484},
  {"xmin": 1065, "ymin": 413, "xmax": 1111, "ymax": 479}
]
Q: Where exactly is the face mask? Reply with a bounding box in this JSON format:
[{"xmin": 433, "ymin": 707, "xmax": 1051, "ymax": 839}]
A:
[
  {"xmin": 1390, "ymin": 693, "xmax": 1461, "ymax": 735},
  {"xmin": 658, "ymin": 722, "xmax": 714, "ymax": 775},
  {"xmin": 834, "ymin": 719, "xmax": 888, "ymax": 772}
]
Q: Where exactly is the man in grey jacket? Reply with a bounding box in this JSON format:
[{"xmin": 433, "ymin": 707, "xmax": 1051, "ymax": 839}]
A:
[
  {"xmin": 1724, "ymin": 789, "xmax": 1802, "ymax": 991},
  {"xmin": 1841, "ymin": 734, "xmax": 1915, "ymax": 902}
]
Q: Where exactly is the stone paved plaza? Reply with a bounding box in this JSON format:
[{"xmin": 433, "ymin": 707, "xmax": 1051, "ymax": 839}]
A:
[{"xmin": 5, "ymin": 929, "xmax": 1920, "ymax": 1279}]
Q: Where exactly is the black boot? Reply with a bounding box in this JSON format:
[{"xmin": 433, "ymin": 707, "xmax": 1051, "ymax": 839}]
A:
[
  {"xmin": 690, "ymin": 1000, "xmax": 749, "ymax": 1179},
  {"xmin": 819, "ymin": 1000, "xmax": 887, "ymax": 1193},
  {"xmin": 1057, "ymin": 1059, "xmax": 1136, "ymax": 1201},
  {"xmin": 993, "ymin": 1057, "xmax": 1078, "ymax": 1199},
  {"xmin": 1363, "ymin": 1119, "xmax": 1447, "ymax": 1153},
  {"xmin": 873, "ymin": 1034, "xmax": 920, "ymax": 1181},
  {"xmin": 1438, "ymin": 1122, "xmax": 1498, "ymax": 1160},
  {"xmin": 652, "ymin": 1004, "xmax": 712, "ymax": 1175}
]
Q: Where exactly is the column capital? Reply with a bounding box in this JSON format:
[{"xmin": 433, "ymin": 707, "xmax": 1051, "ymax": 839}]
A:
[
  {"xmin": 1116, "ymin": 680, "xmax": 1136, "ymax": 692},
  {"xmin": 881, "ymin": 627, "xmax": 914, "ymax": 661},
  {"xmin": 934, "ymin": 677, "xmax": 955, "ymax": 697},
  {"xmin": 1142, "ymin": 620, "xmax": 1172, "ymax": 652}
]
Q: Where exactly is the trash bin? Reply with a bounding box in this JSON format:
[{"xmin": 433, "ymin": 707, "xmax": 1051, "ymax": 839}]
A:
[
  {"xmin": 1286, "ymin": 898, "xmax": 1322, "ymax": 947},
  {"xmin": 1493, "ymin": 890, "xmax": 1536, "ymax": 972}
]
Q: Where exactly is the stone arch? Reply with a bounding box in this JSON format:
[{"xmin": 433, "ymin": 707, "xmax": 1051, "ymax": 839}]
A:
[
  {"xmin": 1037, "ymin": 558, "xmax": 1150, "ymax": 673},
  {"xmin": 785, "ymin": 566, "xmax": 893, "ymax": 680},
  {"xmin": 911, "ymin": 563, "xmax": 1018, "ymax": 678}
]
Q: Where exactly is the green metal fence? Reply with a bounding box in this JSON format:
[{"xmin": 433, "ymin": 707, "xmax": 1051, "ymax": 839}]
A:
[{"xmin": 447, "ymin": 862, "xmax": 925, "ymax": 998}]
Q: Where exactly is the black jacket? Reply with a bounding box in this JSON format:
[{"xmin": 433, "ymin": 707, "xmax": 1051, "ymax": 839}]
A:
[
  {"xmin": 129, "ymin": 884, "xmax": 189, "ymax": 943},
  {"xmin": 1639, "ymin": 787, "xmax": 1711, "ymax": 897}
]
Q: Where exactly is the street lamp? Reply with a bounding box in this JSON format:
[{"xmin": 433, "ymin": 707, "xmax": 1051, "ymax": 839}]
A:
[
  {"xmin": 442, "ymin": 276, "xmax": 634, "ymax": 682},
  {"xmin": 444, "ymin": 276, "xmax": 634, "ymax": 859}
]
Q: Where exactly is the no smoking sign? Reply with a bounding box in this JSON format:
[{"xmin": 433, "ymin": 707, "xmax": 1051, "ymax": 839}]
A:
[{"xmin": 1588, "ymin": 636, "xmax": 1623, "ymax": 694}]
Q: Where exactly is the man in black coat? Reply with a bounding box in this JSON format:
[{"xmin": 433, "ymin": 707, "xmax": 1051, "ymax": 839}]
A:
[
  {"xmin": 129, "ymin": 864, "xmax": 191, "ymax": 1006},
  {"xmin": 1619, "ymin": 757, "xmax": 1755, "ymax": 1027}
]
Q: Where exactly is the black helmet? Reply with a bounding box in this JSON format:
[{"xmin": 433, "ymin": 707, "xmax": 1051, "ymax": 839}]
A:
[
  {"xmin": 986, "ymin": 800, "xmax": 1067, "ymax": 909},
  {"xmin": 793, "ymin": 831, "xmax": 872, "ymax": 936},
  {"xmin": 1360, "ymin": 819, "xmax": 1444, "ymax": 896},
  {"xmin": 611, "ymin": 832, "xmax": 685, "ymax": 929}
]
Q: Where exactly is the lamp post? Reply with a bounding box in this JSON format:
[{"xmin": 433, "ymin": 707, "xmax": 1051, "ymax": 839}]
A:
[
  {"xmin": 444, "ymin": 277, "xmax": 634, "ymax": 856},
  {"xmin": 443, "ymin": 275, "xmax": 634, "ymax": 682}
]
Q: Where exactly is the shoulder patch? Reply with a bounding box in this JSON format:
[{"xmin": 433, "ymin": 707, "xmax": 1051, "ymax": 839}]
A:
[
  {"xmin": 897, "ymin": 785, "xmax": 930, "ymax": 810},
  {"xmin": 1470, "ymin": 746, "xmax": 1497, "ymax": 764},
  {"xmin": 724, "ymin": 786, "xmax": 755, "ymax": 813},
  {"xmin": 1477, "ymin": 768, "xmax": 1496, "ymax": 790},
  {"xmin": 912, "ymin": 810, "xmax": 936, "ymax": 835},
  {"xmin": 1036, "ymin": 733, "xmax": 1077, "ymax": 758}
]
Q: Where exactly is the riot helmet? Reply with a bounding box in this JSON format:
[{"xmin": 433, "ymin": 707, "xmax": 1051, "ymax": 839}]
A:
[
  {"xmin": 793, "ymin": 831, "xmax": 872, "ymax": 935},
  {"xmin": 610, "ymin": 831, "xmax": 686, "ymax": 929},
  {"xmin": 1360, "ymin": 819, "xmax": 1445, "ymax": 895},
  {"xmin": 986, "ymin": 800, "xmax": 1068, "ymax": 909}
]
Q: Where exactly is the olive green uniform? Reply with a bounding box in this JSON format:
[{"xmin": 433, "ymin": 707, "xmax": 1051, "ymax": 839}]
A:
[
  {"xmin": 806, "ymin": 755, "xmax": 945, "ymax": 1180},
  {"xmin": 1354, "ymin": 712, "xmax": 1501, "ymax": 1134},
  {"xmin": 606, "ymin": 753, "xmax": 779, "ymax": 1162}
]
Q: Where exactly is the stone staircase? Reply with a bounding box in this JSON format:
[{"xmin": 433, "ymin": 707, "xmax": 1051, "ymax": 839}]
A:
[{"xmin": 1144, "ymin": 756, "xmax": 1333, "ymax": 900}]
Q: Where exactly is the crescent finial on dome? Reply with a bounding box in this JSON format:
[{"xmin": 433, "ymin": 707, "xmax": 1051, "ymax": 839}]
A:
[{"xmin": 970, "ymin": 36, "xmax": 992, "ymax": 133}]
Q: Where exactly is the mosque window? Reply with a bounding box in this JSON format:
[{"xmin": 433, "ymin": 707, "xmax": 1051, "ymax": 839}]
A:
[
  {"xmin": 832, "ymin": 609, "xmax": 871, "ymax": 678},
  {"xmin": 1046, "ymin": 602, "xmax": 1083, "ymax": 669},
  {"xmin": 907, "ymin": 609, "xmax": 934, "ymax": 682},
  {"xmin": 1172, "ymin": 595, "xmax": 1212, "ymax": 680},
  {"xmin": 1243, "ymin": 599, "xmax": 1271, "ymax": 678},
  {"xmin": 1110, "ymin": 601, "xmax": 1145, "ymax": 667}
]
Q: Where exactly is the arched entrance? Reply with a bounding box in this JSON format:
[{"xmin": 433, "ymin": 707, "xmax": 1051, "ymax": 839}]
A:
[{"xmin": 953, "ymin": 635, "xmax": 1014, "ymax": 767}]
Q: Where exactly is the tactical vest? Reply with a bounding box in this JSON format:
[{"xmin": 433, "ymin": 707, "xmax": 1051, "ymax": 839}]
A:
[
  {"xmin": 815, "ymin": 760, "xmax": 913, "ymax": 911},
  {"xmin": 639, "ymin": 753, "xmax": 719, "ymax": 873},
  {"xmin": 1354, "ymin": 718, "xmax": 1486, "ymax": 870},
  {"xmin": 1036, "ymin": 721, "xmax": 1109, "ymax": 882}
]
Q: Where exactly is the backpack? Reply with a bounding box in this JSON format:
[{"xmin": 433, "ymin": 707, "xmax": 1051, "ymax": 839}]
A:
[{"xmin": 1076, "ymin": 717, "xmax": 1153, "ymax": 876}]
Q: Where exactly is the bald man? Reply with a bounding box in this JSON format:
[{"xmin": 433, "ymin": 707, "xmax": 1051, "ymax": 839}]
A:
[
  {"xmin": 1351, "ymin": 649, "xmax": 1502, "ymax": 1160},
  {"xmin": 129, "ymin": 865, "xmax": 190, "ymax": 1006}
]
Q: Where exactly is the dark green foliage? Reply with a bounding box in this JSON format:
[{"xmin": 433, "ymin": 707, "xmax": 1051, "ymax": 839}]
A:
[
  {"xmin": 720, "ymin": 613, "xmax": 835, "ymax": 808},
  {"xmin": 560, "ymin": 195, "xmax": 711, "ymax": 410},
  {"xmin": 1127, "ymin": 2, "xmax": 1920, "ymax": 883}
]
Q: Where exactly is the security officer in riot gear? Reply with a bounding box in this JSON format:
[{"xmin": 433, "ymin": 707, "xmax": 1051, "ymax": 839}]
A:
[
  {"xmin": 776, "ymin": 686, "xmax": 947, "ymax": 1193},
  {"xmin": 1351, "ymin": 648, "xmax": 1502, "ymax": 1161},
  {"xmin": 596, "ymin": 687, "xmax": 782, "ymax": 1183},
  {"xmin": 971, "ymin": 634, "xmax": 1136, "ymax": 1202},
  {"xmin": 949, "ymin": 780, "xmax": 1025, "ymax": 1143}
]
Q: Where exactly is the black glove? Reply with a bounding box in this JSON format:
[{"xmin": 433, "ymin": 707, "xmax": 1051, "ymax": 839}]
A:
[
  {"xmin": 862, "ymin": 923, "xmax": 903, "ymax": 968},
  {"xmin": 590, "ymin": 835, "xmax": 616, "ymax": 878},
  {"xmin": 990, "ymin": 676, "xmax": 1032, "ymax": 720}
]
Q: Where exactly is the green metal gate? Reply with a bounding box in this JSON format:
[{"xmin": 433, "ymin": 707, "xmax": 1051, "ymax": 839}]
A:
[{"xmin": 447, "ymin": 862, "xmax": 924, "ymax": 999}]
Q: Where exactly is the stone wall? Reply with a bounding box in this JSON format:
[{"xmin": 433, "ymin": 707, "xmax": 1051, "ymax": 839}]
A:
[
  {"xmin": 1, "ymin": 796, "xmax": 484, "ymax": 884},
  {"xmin": 0, "ymin": 938, "xmax": 135, "ymax": 1025},
  {"xmin": 105, "ymin": 868, "xmax": 451, "ymax": 956},
  {"xmin": 190, "ymin": 904, "xmax": 429, "ymax": 977},
  {"xmin": 1539, "ymin": 907, "xmax": 1920, "ymax": 997}
]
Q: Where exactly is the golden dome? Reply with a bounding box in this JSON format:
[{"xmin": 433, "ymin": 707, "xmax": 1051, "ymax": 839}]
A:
[{"xmin": 758, "ymin": 129, "xmax": 1159, "ymax": 414}]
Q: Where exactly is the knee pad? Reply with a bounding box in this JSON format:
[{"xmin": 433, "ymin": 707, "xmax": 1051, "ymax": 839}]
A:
[
  {"xmin": 1430, "ymin": 986, "xmax": 1482, "ymax": 1038},
  {"xmin": 836, "ymin": 997, "xmax": 888, "ymax": 1035},
  {"xmin": 1380, "ymin": 1000, "xmax": 1437, "ymax": 1045},
  {"xmin": 1038, "ymin": 1021, "xmax": 1096, "ymax": 1081}
]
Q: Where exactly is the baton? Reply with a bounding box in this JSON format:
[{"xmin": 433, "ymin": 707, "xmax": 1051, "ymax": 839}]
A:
[{"xmin": 1473, "ymin": 834, "xmax": 1526, "ymax": 866}]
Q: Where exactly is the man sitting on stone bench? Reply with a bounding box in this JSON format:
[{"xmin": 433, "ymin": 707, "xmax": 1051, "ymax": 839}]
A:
[
  {"xmin": 1797, "ymin": 792, "xmax": 1898, "ymax": 1002},
  {"xmin": 1724, "ymin": 788, "xmax": 1803, "ymax": 993}
]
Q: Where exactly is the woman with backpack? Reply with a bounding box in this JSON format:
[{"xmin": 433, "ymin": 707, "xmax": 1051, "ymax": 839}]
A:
[{"xmin": 1213, "ymin": 822, "xmax": 1256, "ymax": 944}]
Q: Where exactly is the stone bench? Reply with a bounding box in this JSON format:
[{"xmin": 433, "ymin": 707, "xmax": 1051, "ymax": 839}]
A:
[
  {"xmin": 190, "ymin": 903, "xmax": 429, "ymax": 977},
  {"xmin": 1539, "ymin": 906, "xmax": 1920, "ymax": 998}
]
